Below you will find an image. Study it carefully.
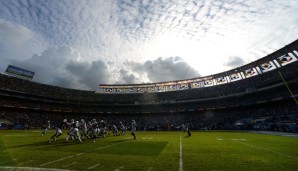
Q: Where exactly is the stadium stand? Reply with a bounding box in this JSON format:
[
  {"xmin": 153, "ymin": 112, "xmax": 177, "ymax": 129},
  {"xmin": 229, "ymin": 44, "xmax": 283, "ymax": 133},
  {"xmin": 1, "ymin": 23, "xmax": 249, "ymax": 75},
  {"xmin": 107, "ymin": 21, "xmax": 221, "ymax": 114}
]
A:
[{"xmin": 0, "ymin": 40, "xmax": 298, "ymax": 132}]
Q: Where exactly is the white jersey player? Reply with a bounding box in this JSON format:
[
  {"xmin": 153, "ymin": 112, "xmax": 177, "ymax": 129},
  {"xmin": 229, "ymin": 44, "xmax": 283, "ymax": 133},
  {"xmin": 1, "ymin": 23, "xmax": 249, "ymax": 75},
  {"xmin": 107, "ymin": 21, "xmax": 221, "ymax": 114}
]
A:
[
  {"xmin": 111, "ymin": 125, "xmax": 119, "ymax": 136},
  {"xmin": 80, "ymin": 119, "xmax": 88, "ymax": 140},
  {"xmin": 90, "ymin": 119, "xmax": 99, "ymax": 143},
  {"xmin": 99, "ymin": 120, "xmax": 108, "ymax": 138},
  {"xmin": 119, "ymin": 122, "xmax": 127, "ymax": 135},
  {"xmin": 65, "ymin": 120, "xmax": 82, "ymax": 142}
]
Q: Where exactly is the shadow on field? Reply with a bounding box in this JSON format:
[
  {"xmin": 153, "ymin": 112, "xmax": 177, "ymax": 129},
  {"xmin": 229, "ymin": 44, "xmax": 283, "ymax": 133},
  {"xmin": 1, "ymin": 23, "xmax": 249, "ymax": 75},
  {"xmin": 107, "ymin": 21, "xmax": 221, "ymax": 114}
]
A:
[
  {"xmin": 113, "ymin": 139, "xmax": 132, "ymax": 143},
  {"xmin": 97, "ymin": 141, "xmax": 168, "ymax": 156},
  {"xmin": 9, "ymin": 139, "xmax": 80, "ymax": 150},
  {"xmin": 10, "ymin": 140, "xmax": 51, "ymax": 148}
]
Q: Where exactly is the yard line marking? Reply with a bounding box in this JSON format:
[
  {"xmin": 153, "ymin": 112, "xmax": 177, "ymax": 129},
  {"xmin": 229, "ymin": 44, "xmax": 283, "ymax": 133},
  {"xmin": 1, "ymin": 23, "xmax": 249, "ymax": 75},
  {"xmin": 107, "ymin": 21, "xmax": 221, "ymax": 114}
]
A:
[
  {"xmin": 179, "ymin": 134, "xmax": 183, "ymax": 171},
  {"xmin": 19, "ymin": 160, "xmax": 34, "ymax": 165},
  {"xmin": 5, "ymin": 134, "xmax": 31, "ymax": 137},
  {"xmin": 115, "ymin": 166, "xmax": 124, "ymax": 171},
  {"xmin": 40, "ymin": 156, "xmax": 75, "ymax": 166},
  {"xmin": 94, "ymin": 142, "xmax": 121, "ymax": 151},
  {"xmin": 146, "ymin": 167, "xmax": 154, "ymax": 171},
  {"xmin": 40, "ymin": 142, "xmax": 121, "ymax": 166},
  {"xmin": 0, "ymin": 159, "xmax": 17, "ymax": 164},
  {"xmin": 3, "ymin": 147, "xmax": 26, "ymax": 152},
  {"xmin": 87, "ymin": 163, "xmax": 101, "ymax": 169},
  {"xmin": 62, "ymin": 161, "xmax": 77, "ymax": 168},
  {"xmin": 237, "ymin": 141, "xmax": 298, "ymax": 160}
]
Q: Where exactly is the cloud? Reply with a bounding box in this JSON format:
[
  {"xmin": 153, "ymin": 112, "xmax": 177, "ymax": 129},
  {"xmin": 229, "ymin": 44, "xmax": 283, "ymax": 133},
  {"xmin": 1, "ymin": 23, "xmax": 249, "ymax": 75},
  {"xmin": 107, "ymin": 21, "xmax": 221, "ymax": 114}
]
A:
[
  {"xmin": 9, "ymin": 47, "xmax": 111, "ymax": 91},
  {"xmin": 0, "ymin": 20, "xmax": 46, "ymax": 61},
  {"xmin": 117, "ymin": 69, "xmax": 137, "ymax": 84},
  {"xmin": 0, "ymin": 20, "xmax": 32, "ymax": 44},
  {"xmin": 123, "ymin": 56, "xmax": 200, "ymax": 83},
  {"xmin": 1, "ymin": 0, "xmax": 298, "ymax": 90},
  {"xmin": 224, "ymin": 56, "xmax": 246, "ymax": 68},
  {"xmin": 5, "ymin": 46, "xmax": 199, "ymax": 90}
]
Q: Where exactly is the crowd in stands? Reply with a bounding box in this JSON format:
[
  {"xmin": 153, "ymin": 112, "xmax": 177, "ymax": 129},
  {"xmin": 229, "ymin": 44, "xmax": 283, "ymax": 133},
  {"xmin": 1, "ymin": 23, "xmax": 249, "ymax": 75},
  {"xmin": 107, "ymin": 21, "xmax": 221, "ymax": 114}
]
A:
[
  {"xmin": 1, "ymin": 99, "xmax": 297, "ymax": 133},
  {"xmin": 1, "ymin": 44, "xmax": 298, "ymax": 133}
]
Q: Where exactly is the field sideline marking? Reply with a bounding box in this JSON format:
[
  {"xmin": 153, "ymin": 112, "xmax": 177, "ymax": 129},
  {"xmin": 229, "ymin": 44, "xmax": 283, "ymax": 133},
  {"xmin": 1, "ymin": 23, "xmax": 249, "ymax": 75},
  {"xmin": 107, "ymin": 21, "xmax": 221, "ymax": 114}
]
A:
[
  {"xmin": 179, "ymin": 134, "xmax": 183, "ymax": 171},
  {"xmin": 40, "ymin": 142, "xmax": 122, "ymax": 166},
  {"xmin": 237, "ymin": 141, "xmax": 298, "ymax": 160}
]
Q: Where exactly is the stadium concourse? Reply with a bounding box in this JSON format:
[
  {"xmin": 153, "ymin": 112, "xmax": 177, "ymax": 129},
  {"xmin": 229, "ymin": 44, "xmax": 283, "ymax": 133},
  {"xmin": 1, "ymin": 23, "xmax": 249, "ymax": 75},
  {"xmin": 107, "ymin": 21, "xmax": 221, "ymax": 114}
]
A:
[{"xmin": 0, "ymin": 40, "xmax": 298, "ymax": 133}]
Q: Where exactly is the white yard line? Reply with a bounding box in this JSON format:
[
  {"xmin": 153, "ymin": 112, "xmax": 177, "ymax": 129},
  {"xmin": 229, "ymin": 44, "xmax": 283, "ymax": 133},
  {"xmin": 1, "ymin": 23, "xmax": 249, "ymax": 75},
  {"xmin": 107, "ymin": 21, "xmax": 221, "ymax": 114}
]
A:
[
  {"xmin": 40, "ymin": 153, "xmax": 83, "ymax": 166},
  {"xmin": 146, "ymin": 167, "xmax": 154, "ymax": 171},
  {"xmin": 2, "ymin": 147, "xmax": 26, "ymax": 152},
  {"xmin": 237, "ymin": 141, "xmax": 298, "ymax": 160},
  {"xmin": 94, "ymin": 142, "xmax": 121, "ymax": 151},
  {"xmin": 87, "ymin": 163, "xmax": 101, "ymax": 170},
  {"xmin": 179, "ymin": 134, "xmax": 183, "ymax": 171},
  {"xmin": 115, "ymin": 166, "xmax": 124, "ymax": 171},
  {"xmin": 40, "ymin": 142, "xmax": 121, "ymax": 167},
  {"xmin": 62, "ymin": 162, "xmax": 77, "ymax": 168}
]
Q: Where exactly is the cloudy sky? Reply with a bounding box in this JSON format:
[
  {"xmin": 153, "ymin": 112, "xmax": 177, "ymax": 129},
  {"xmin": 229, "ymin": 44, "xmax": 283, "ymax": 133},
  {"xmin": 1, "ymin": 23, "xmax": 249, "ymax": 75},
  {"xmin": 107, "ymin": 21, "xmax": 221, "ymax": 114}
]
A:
[{"xmin": 0, "ymin": 0, "xmax": 298, "ymax": 90}]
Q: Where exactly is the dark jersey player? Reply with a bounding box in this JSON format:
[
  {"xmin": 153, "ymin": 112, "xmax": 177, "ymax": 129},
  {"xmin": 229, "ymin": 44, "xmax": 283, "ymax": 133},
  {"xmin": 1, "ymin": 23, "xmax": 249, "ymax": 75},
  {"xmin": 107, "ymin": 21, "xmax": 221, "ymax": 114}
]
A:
[
  {"xmin": 48, "ymin": 119, "xmax": 67, "ymax": 143},
  {"xmin": 186, "ymin": 123, "xmax": 191, "ymax": 137},
  {"xmin": 131, "ymin": 120, "xmax": 137, "ymax": 139}
]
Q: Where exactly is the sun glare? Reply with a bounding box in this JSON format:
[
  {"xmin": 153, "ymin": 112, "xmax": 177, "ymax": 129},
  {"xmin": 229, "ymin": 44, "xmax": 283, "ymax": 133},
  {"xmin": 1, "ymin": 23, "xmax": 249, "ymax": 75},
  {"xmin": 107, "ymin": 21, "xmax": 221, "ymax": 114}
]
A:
[{"xmin": 145, "ymin": 32, "xmax": 242, "ymax": 76}]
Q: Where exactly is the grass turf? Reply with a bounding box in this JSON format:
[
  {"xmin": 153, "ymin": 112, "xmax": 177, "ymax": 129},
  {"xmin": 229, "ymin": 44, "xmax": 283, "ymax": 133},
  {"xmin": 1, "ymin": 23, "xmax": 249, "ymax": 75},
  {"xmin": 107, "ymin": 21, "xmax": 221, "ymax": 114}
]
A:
[{"xmin": 0, "ymin": 130, "xmax": 297, "ymax": 171}]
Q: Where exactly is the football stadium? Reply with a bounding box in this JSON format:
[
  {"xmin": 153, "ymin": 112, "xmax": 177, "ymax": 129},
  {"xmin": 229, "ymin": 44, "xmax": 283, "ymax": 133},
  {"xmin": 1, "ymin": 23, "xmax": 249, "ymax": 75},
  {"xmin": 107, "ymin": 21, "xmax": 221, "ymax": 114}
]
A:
[
  {"xmin": 1, "ymin": 1, "xmax": 298, "ymax": 171},
  {"xmin": 1, "ymin": 40, "xmax": 298, "ymax": 170}
]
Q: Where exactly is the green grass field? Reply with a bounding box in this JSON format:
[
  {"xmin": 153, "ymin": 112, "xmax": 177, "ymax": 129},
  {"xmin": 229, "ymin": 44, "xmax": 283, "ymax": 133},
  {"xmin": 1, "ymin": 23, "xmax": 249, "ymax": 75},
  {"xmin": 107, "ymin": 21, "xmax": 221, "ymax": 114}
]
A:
[{"xmin": 0, "ymin": 130, "xmax": 298, "ymax": 171}]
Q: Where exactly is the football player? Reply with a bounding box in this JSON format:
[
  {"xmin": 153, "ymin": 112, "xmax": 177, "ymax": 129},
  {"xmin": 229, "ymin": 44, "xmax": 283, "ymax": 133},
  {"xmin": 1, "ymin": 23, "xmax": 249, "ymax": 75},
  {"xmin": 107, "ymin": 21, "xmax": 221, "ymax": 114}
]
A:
[
  {"xmin": 119, "ymin": 121, "xmax": 127, "ymax": 135},
  {"xmin": 99, "ymin": 120, "xmax": 108, "ymax": 138},
  {"xmin": 41, "ymin": 120, "xmax": 50, "ymax": 136},
  {"xmin": 90, "ymin": 119, "xmax": 99, "ymax": 143},
  {"xmin": 186, "ymin": 123, "xmax": 191, "ymax": 136},
  {"xmin": 65, "ymin": 120, "xmax": 82, "ymax": 142},
  {"xmin": 48, "ymin": 119, "xmax": 67, "ymax": 143},
  {"xmin": 111, "ymin": 125, "xmax": 119, "ymax": 136},
  {"xmin": 131, "ymin": 120, "xmax": 137, "ymax": 139},
  {"xmin": 180, "ymin": 124, "xmax": 186, "ymax": 132},
  {"xmin": 80, "ymin": 119, "xmax": 88, "ymax": 140}
]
